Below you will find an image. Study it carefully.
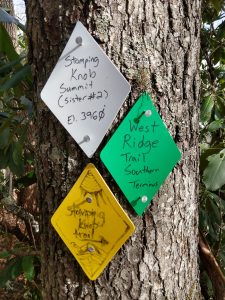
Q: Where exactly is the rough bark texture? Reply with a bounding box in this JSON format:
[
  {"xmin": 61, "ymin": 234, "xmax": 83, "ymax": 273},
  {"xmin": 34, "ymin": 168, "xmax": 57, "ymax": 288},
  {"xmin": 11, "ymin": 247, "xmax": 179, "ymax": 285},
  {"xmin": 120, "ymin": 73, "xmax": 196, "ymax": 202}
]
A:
[
  {"xmin": 25, "ymin": 0, "xmax": 202, "ymax": 299},
  {"xmin": 0, "ymin": 0, "xmax": 17, "ymax": 45}
]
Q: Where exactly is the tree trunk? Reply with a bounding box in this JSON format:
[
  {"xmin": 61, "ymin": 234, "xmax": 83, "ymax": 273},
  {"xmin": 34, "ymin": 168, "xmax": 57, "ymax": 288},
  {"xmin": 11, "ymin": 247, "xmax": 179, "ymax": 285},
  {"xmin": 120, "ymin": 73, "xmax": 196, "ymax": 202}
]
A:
[
  {"xmin": 0, "ymin": 0, "xmax": 17, "ymax": 45},
  {"xmin": 25, "ymin": 0, "xmax": 202, "ymax": 299}
]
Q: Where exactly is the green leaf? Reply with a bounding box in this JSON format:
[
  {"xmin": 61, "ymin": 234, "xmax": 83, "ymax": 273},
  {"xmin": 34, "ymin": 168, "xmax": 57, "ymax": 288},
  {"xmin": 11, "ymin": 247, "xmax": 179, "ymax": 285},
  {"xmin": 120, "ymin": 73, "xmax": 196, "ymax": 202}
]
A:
[
  {"xmin": 199, "ymin": 209, "xmax": 209, "ymax": 230},
  {"xmin": 207, "ymin": 220, "xmax": 218, "ymax": 241},
  {"xmin": 0, "ymin": 258, "xmax": 23, "ymax": 287},
  {"xmin": 8, "ymin": 144, "xmax": 24, "ymax": 176},
  {"xmin": 0, "ymin": 251, "xmax": 11, "ymax": 259},
  {"xmin": 205, "ymin": 189, "xmax": 224, "ymax": 207},
  {"xmin": 0, "ymin": 24, "xmax": 19, "ymax": 61},
  {"xmin": 0, "ymin": 148, "xmax": 9, "ymax": 169},
  {"xmin": 200, "ymin": 144, "xmax": 223, "ymax": 172},
  {"xmin": 15, "ymin": 171, "xmax": 36, "ymax": 188},
  {"xmin": 207, "ymin": 119, "xmax": 224, "ymax": 132},
  {"xmin": 10, "ymin": 258, "xmax": 23, "ymax": 280},
  {"xmin": 20, "ymin": 96, "xmax": 33, "ymax": 116},
  {"xmin": 0, "ymin": 112, "xmax": 9, "ymax": 122},
  {"xmin": 201, "ymin": 95, "xmax": 214, "ymax": 123},
  {"xmin": 0, "ymin": 64, "xmax": 31, "ymax": 91},
  {"xmin": 22, "ymin": 256, "xmax": 34, "ymax": 281},
  {"xmin": 215, "ymin": 97, "xmax": 225, "ymax": 119},
  {"xmin": 12, "ymin": 142, "xmax": 23, "ymax": 166},
  {"xmin": 8, "ymin": 160, "xmax": 24, "ymax": 176},
  {"xmin": 203, "ymin": 149, "xmax": 225, "ymax": 191},
  {"xmin": 217, "ymin": 20, "xmax": 225, "ymax": 39},
  {"xmin": 212, "ymin": 47, "xmax": 224, "ymax": 65},
  {"xmin": 211, "ymin": 0, "xmax": 224, "ymax": 13},
  {"xmin": 208, "ymin": 197, "xmax": 221, "ymax": 224},
  {"xmin": 219, "ymin": 252, "xmax": 225, "ymax": 265},
  {"xmin": 0, "ymin": 56, "xmax": 24, "ymax": 76},
  {"xmin": 0, "ymin": 269, "xmax": 10, "ymax": 287},
  {"xmin": 0, "ymin": 127, "xmax": 10, "ymax": 149}
]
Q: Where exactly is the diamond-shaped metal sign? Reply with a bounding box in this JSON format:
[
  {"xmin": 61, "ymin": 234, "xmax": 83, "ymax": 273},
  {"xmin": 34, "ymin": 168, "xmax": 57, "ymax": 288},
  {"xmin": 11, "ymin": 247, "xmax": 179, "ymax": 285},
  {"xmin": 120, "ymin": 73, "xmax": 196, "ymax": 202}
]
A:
[
  {"xmin": 100, "ymin": 92, "xmax": 181, "ymax": 216},
  {"xmin": 41, "ymin": 21, "xmax": 130, "ymax": 158},
  {"xmin": 51, "ymin": 163, "xmax": 135, "ymax": 280}
]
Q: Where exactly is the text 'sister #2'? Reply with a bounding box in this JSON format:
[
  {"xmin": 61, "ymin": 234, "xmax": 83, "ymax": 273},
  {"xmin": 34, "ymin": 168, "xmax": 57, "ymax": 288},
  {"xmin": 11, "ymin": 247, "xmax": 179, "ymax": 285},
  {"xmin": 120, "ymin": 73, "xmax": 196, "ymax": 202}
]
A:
[{"xmin": 41, "ymin": 21, "xmax": 130, "ymax": 158}]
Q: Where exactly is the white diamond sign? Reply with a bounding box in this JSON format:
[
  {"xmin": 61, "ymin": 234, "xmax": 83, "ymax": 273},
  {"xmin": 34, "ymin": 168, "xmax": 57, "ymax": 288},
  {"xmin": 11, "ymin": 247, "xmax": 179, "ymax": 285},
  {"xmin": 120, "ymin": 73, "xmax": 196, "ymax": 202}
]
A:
[{"xmin": 41, "ymin": 21, "xmax": 130, "ymax": 157}]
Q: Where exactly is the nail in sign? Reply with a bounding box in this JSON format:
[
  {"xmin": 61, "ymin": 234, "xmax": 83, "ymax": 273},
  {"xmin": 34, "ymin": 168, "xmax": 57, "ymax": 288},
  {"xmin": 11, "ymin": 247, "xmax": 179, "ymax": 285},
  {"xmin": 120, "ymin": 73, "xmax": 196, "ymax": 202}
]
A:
[
  {"xmin": 41, "ymin": 21, "xmax": 130, "ymax": 158},
  {"xmin": 100, "ymin": 92, "xmax": 181, "ymax": 216},
  {"xmin": 51, "ymin": 163, "xmax": 135, "ymax": 280}
]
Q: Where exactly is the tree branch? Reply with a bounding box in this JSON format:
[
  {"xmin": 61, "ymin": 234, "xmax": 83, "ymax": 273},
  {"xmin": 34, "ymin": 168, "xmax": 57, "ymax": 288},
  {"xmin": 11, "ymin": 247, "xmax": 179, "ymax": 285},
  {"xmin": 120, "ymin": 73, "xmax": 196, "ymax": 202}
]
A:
[{"xmin": 199, "ymin": 231, "xmax": 225, "ymax": 300}]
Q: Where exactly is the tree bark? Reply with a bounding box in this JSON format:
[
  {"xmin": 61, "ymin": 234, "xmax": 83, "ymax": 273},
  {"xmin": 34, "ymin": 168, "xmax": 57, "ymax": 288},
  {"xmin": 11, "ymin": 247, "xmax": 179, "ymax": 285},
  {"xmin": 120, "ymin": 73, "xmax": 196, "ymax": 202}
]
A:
[{"xmin": 25, "ymin": 0, "xmax": 202, "ymax": 299}]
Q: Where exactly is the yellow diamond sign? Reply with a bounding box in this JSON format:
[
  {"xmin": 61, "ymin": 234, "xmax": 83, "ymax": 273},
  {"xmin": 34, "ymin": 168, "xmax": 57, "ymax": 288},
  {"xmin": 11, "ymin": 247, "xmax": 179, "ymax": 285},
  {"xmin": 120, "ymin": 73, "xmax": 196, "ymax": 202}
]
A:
[{"xmin": 51, "ymin": 163, "xmax": 135, "ymax": 280}]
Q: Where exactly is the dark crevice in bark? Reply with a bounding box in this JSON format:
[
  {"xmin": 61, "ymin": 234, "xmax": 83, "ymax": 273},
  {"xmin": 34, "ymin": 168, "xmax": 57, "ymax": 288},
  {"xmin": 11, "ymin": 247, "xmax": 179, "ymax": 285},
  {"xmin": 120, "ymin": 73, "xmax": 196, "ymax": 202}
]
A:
[
  {"xmin": 82, "ymin": 0, "xmax": 92, "ymax": 26},
  {"xmin": 92, "ymin": 34, "xmax": 105, "ymax": 46},
  {"xmin": 167, "ymin": 2, "xmax": 174, "ymax": 32},
  {"xmin": 153, "ymin": 217, "xmax": 166, "ymax": 299},
  {"xmin": 141, "ymin": 0, "xmax": 147, "ymax": 51},
  {"xmin": 142, "ymin": 214, "xmax": 147, "ymax": 260},
  {"xmin": 91, "ymin": 281, "xmax": 98, "ymax": 300},
  {"xmin": 150, "ymin": 73, "xmax": 157, "ymax": 94},
  {"xmin": 192, "ymin": 76, "xmax": 199, "ymax": 103},
  {"xmin": 152, "ymin": 0, "xmax": 156, "ymax": 21},
  {"xmin": 182, "ymin": 52, "xmax": 189, "ymax": 101},
  {"xmin": 119, "ymin": 23, "xmax": 124, "ymax": 72},
  {"xmin": 182, "ymin": 0, "xmax": 189, "ymax": 19},
  {"xmin": 174, "ymin": 125, "xmax": 182, "ymax": 143},
  {"xmin": 125, "ymin": 0, "xmax": 130, "ymax": 26}
]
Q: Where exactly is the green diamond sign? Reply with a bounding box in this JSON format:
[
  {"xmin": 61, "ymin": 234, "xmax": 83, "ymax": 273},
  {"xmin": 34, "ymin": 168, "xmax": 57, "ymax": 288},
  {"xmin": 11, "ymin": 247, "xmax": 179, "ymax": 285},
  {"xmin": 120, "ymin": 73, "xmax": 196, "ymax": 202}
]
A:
[{"xmin": 100, "ymin": 92, "xmax": 181, "ymax": 215}]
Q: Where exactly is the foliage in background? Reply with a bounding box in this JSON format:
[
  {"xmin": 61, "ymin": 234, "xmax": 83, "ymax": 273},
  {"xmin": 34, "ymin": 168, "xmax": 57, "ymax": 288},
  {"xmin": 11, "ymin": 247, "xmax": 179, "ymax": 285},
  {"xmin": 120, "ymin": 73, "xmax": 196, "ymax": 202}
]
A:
[
  {"xmin": 0, "ymin": 8, "xmax": 40, "ymax": 299},
  {"xmin": 0, "ymin": 21, "xmax": 33, "ymax": 177},
  {"xmin": 200, "ymin": 0, "xmax": 225, "ymax": 297},
  {"xmin": 0, "ymin": 242, "xmax": 41, "ymax": 299}
]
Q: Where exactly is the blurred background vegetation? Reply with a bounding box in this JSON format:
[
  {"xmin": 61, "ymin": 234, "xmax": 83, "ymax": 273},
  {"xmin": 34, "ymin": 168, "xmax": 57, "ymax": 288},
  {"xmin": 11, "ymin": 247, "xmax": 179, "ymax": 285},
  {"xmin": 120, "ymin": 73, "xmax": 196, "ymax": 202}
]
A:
[
  {"xmin": 0, "ymin": 0, "xmax": 224, "ymax": 299},
  {"xmin": 200, "ymin": 0, "xmax": 225, "ymax": 298}
]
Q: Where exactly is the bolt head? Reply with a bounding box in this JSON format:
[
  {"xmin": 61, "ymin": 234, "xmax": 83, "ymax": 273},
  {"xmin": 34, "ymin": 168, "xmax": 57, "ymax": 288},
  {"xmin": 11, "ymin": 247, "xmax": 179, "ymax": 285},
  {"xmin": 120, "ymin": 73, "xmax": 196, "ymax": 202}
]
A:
[
  {"xmin": 76, "ymin": 36, "xmax": 82, "ymax": 44},
  {"xmin": 87, "ymin": 246, "xmax": 94, "ymax": 252},
  {"xmin": 145, "ymin": 110, "xmax": 152, "ymax": 117},
  {"xmin": 141, "ymin": 195, "xmax": 148, "ymax": 203},
  {"xmin": 86, "ymin": 197, "xmax": 92, "ymax": 203}
]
